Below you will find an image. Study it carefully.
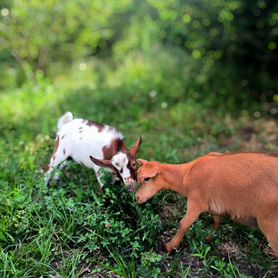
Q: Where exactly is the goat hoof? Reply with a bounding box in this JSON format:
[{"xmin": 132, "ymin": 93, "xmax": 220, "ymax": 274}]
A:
[{"xmin": 165, "ymin": 242, "xmax": 176, "ymax": 254}]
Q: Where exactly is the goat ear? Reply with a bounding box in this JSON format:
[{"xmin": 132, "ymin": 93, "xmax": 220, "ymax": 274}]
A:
[
  {"xmin": 148, "ymin": 169, "xmax": 160, "ymax": 179},
  {"xmin": 136, "ymin": 158, "xmax": 148, "ymax": 166},
  {"xmin": 90, "ymin": 156, "xmax": 113, "ymax": 168},
  {"xmin": 129, "ymin": 136, "xmax": 142, "ymax": 158}
]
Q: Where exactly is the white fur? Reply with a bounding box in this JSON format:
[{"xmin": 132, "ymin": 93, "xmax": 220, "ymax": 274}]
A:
[
  {"xmin": 57, "ymin": 111, "xmax": 73, "ymax": 129},
  {"xmin": 112, "ymin": 152, "xmax": 131, "ymax": 181},
  {"xmin": 46, "ymin": 112, "xmax": 131, "ymax": 187}
]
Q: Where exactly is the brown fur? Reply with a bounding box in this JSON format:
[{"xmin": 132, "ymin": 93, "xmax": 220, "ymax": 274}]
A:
[
  {"xmin": 102, "ymin": 138, "xmax": 125, "ymax": 160},
  {"xmin": 85, "ymin": 120, "xmax": 105, "ymax": 132},
  {"xmin": 136, "ymin": 153, "xmax": 278, "ymax": 256},
  {"xmin": 91, "ymin": 137, "xmax": 142, "ymax": 184}
]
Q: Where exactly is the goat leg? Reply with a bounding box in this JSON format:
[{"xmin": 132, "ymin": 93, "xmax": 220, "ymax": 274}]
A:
[
  {"xmin": 165, "ymin": 199, "xmax": 205, "ymax": 253},
  {"xmin": 206, "ymin": 214, "xmax": 221, "ymax": 243}
]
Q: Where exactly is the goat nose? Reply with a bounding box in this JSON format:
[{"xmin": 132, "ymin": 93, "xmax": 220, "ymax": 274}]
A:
[
  {"xmin": 125, "ymin": 177, "xmax": 133, "ymax": 185},
  {"xmin": 125, "ymin": 178, "xmax": 136, "ymax": 192},
  {"xmin": 136, "ymin": 194, "xmax": 143, "ymax": 203}
]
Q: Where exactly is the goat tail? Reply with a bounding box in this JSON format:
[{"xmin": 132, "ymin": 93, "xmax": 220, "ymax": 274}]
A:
[{"xmin": 57, "ymin": 112, "xmax": 73, "ymax": 129}]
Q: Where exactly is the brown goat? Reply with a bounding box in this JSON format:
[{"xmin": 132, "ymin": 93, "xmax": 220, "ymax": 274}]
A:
[{"xmin": 135, "ymin": 153, "xmax": 278, "ymax": 256}]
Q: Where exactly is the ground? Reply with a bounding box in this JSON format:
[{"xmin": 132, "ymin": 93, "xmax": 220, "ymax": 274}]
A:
[{"xmin": 0, "ymin": 74, "xmax": 277, "ymax": 278}]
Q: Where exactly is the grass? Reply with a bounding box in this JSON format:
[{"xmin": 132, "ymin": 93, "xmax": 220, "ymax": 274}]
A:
[{"xmin": 0, "ymin": 61, "xmax": 277, "ymax": 278}]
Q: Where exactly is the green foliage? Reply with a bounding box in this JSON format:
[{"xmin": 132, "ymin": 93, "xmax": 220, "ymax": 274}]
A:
[
  {"xmin": 139, "ymin": 251, "xmax": 163, "ymax": 278},
  {"xmin": 146, "ymin": 0, "xmax": 277, "ymax": 66},
  {"xmin": 0, "ymin": 0, "xmax": 131, "ymax": 74},
  {"xmin": 76, "ymin": 180, "xmax": 163, "ymax": 257},
  {"xmin": 0, "ymin": 0, "xmax": 277, "ymax": 104}
]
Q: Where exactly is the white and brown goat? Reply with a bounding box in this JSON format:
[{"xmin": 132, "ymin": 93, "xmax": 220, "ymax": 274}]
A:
[{"xmin": 45, "ymin": 112, "xmax": 141, "ymax": 190}]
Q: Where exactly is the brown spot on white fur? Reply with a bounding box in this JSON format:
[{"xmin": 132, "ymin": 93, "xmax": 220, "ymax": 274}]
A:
[
  {"xmin": 97, "ymin": 137, "xmax": 141, "ymax": 183},
  {"xmin": 102, "ymin": 138, "xmax": 125, "ymax": 160},
  {"xmin": 90, "ymin": 138, "xmax": 139, "ymax": 184},
  {"xmin": 86, "ymin": 120, "xmax": 105, "ymax": 132}
]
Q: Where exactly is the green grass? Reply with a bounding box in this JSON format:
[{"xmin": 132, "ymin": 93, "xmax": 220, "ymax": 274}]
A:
[{"xmin": 0, "ymin": 66, "xmax": 277, "ymax": 278}]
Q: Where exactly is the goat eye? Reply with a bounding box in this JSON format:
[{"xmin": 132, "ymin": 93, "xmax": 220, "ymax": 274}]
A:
[
  {"xmin": 115, "ymin": 162, "xmax": 120, "ymax": 167},
  {"xmin": 132, "ymin": 162, "xmax": 136, "ymax": 168},
  {"xmin": 144, "ymin": 177, "xmax": 151, "ymax": 182}
]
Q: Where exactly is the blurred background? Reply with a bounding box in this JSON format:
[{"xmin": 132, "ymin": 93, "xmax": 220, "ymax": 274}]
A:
[{"xmin": 0, "ymin": 0, "xmax": 277, "ymax": 159}]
